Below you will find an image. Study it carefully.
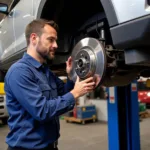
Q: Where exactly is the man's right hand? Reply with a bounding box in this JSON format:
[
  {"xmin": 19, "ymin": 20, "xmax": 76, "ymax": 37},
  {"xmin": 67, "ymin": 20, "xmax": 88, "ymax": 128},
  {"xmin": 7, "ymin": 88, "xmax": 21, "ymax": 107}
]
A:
[{"xmin": 70, "ymin": 76, "xmax": 95, "ymax": 99}]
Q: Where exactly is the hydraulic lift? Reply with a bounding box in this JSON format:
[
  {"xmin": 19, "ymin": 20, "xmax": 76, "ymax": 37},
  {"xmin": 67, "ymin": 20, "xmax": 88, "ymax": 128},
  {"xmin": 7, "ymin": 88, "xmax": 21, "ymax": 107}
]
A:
[
  {"xmin": 70, "ymin": 37, "xmax": 141, "ymax": 150},
  {"xmin": 107, "ymin": 81, "xmax": 141, "ymax": 150}
]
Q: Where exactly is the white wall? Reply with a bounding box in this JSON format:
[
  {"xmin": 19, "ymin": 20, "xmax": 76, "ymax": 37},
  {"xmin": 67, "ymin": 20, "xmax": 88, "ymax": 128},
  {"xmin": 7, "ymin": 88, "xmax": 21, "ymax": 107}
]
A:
[{"xmin": 90, "ymin": 99, "xmax": 108, "ymax": 122}]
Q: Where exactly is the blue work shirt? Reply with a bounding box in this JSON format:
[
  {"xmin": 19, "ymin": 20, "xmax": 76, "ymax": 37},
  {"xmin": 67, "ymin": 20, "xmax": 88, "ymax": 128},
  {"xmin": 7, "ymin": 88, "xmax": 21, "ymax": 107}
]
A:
[{"xmin": 4, "ymin": 53, "xmax": 75, "ymax": 149}]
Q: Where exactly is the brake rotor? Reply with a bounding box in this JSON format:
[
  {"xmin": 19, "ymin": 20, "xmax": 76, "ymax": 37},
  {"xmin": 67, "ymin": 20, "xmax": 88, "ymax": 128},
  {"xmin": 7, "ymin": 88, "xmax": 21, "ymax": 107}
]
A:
[{"xmin": 70, "ymin": 37, "xmax": 107, "ymax": 87}]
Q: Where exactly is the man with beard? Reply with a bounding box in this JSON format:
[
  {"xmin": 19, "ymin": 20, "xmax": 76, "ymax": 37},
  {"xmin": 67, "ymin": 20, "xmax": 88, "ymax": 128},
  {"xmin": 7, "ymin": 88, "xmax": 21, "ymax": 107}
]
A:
[{"xmin": 4, "ymin": 19, "xmax": 95, "ymax": 150}]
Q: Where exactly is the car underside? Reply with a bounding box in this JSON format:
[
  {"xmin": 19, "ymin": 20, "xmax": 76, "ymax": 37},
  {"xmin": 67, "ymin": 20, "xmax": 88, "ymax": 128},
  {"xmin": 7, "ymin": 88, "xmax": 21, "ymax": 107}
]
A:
[{"xmin": 0, "ymin": 0, "xmax": 150, "ymax": 87}]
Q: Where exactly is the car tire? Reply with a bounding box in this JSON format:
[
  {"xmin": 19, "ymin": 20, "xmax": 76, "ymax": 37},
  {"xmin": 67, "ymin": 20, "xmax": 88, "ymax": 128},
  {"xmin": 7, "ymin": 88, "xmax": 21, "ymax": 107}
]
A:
[{"xmin": 1, "ymin": 117, "xmax": 8, "ymax": 125}]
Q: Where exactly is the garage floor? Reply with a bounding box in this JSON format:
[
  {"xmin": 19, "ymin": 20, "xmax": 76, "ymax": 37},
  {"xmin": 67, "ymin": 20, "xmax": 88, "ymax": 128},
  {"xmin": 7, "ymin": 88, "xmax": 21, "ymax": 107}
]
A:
[{"xmin": 0, "ymin": 118, "xmax": 150, "ymax": 150}]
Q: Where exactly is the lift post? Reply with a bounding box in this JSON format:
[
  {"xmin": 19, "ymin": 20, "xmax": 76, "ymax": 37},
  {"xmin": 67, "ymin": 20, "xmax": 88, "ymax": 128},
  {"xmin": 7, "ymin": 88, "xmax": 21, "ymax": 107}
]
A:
[{"xmin": 107, "ymin": 81, "xmax": 141, "ymax": 150}]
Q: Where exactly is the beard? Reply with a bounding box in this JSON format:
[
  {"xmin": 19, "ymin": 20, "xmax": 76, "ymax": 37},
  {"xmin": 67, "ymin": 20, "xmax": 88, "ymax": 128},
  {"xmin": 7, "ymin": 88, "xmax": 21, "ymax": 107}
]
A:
[{"xmin": 36, "ymin": 41, "xmax": 55, "ymax": 63}]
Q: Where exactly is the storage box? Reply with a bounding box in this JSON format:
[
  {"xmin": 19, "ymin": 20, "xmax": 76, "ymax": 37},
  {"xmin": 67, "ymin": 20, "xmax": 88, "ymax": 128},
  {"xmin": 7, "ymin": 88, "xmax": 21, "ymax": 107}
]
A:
[
  {"xmin": 77, "ymin": 105, "xmax": 97, "ymax": 119},
  {"xmin": 139, "ymin": 103, "xmax": 146, "ymax": 112}
]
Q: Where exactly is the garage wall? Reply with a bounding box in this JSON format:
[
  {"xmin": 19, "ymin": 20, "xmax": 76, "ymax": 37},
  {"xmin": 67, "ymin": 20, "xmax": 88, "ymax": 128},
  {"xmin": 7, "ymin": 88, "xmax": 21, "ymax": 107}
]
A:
[{"xmin": 90, "ymin": 99, "xmax": 108, "ymax": 122}]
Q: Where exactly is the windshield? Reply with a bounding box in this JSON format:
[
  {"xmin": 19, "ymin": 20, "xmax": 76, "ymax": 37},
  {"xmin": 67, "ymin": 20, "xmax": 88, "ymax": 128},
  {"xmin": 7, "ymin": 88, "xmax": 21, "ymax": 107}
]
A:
[{"xmin": 138, "ymin": 81, "xmax": 150, "ymax": 91}]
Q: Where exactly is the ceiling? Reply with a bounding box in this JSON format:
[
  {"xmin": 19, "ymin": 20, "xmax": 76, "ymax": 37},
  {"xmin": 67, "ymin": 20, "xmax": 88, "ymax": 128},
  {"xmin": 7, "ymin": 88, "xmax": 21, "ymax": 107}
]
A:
[{"xmin": 0, "ymin": 0, "xmax": 12, "ymax": 20}]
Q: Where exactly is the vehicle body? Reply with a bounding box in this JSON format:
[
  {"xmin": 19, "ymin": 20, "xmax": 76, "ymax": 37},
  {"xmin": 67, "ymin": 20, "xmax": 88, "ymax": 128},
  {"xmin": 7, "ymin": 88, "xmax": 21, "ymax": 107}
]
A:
[
  {"xmin": 0, "ymin": 94, "xmax": 8, "ymax": 124},
  {"xmin": 0, "ymin": 0, "xmax": 150, "ymax": 86},
  {"xmin": 0, "ymin": 83, "xmax": 9, "ymax": 124},
  {"xmin": 138, "ymin": 79, "xmax": 150, "ymax": 107}
]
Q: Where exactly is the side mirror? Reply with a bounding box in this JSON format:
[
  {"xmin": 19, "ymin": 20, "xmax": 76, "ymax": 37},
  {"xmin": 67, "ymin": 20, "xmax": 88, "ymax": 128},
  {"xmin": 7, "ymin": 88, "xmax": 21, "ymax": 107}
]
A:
[{"xmin": 0, "ymin": 3, "xmax": 8, "ymax": 15}]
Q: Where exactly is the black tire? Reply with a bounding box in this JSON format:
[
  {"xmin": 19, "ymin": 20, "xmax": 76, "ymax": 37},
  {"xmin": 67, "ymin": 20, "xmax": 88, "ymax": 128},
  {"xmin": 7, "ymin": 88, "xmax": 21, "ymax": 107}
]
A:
[
  {"xmin": 1, "ymin": 117, "xmax": 8, "ymax": 125},
  {"xmin": 0, "ymin": 71, "xmax": 6, "ymax": 82},
  {"xmin": 146, "ymin": 104, "xmax": 150, "ymax": 109}
]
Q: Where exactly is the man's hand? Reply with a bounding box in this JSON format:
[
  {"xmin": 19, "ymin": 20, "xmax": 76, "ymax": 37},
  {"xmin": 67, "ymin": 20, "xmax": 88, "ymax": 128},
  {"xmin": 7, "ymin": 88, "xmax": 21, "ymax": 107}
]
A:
[
  {"xmin": 70, "ymin": 76, "xmax": 95, "ymax": 99},
  {"xmin": 66, "ymin": 56, "xmax": 72, "ymax": 80}
]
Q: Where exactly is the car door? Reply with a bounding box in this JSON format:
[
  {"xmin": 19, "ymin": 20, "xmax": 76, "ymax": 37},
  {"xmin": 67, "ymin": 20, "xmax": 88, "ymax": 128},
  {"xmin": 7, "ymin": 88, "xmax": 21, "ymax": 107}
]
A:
[
  {"xmin": 0, "ymin": 0, "xmax": 16, "ymax": 62},
  {"xmin": 13, "ymin": 0, "xmax": 34, "ymax": 54}
]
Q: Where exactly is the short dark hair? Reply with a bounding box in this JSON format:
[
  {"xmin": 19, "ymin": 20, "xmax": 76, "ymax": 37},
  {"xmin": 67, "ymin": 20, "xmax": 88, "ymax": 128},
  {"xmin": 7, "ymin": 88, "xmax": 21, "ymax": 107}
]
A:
[{"xmin": 25, "ymin": 19, "xmax": 58, "ymax": 46}]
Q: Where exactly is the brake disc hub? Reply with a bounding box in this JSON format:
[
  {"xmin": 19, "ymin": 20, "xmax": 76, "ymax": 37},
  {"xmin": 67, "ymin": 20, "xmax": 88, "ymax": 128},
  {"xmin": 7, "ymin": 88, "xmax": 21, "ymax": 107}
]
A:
[{"xmin": 74, "ymin": 49, "xmax": 96, "ymax": 79}]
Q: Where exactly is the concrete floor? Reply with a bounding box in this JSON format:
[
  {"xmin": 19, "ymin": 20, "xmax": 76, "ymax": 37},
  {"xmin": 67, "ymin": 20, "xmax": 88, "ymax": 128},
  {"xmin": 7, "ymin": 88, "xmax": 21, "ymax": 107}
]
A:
[{"xmin": 0, "ymin": 118, "xmax": 150, "ymax": 150}]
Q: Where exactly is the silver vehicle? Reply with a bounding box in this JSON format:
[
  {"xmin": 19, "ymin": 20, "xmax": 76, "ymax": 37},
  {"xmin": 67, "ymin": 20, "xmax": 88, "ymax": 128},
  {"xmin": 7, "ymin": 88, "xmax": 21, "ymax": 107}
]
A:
[
  {"xmin": 0, "ymin": 0, "xmax": 150, "ymax": 87},
  {"xmin": 0, "ymin": 95, "xmax": 8, "ymax": 124}
]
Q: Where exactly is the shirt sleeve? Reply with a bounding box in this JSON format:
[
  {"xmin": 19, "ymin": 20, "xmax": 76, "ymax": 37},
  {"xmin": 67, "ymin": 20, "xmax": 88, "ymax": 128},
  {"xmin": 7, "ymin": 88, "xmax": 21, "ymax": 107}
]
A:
[
  {"xmin": 54, "ymin": 75, "xmax": 75, "ymax": 96},
  {"xmin": 7, "ymin": 67, "xmax": 75, "ymax": 122}
]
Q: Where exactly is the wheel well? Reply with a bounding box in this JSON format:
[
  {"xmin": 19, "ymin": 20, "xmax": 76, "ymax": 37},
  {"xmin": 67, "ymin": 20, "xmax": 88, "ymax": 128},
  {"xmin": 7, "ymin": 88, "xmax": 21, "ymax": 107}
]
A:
[
  {"xmin": 41, "ymin": 0, "xmax": 104, "ymax": 27},
  {"xmin": 40, "ymin": 0, "xmax": 106, "ymax": 53}
]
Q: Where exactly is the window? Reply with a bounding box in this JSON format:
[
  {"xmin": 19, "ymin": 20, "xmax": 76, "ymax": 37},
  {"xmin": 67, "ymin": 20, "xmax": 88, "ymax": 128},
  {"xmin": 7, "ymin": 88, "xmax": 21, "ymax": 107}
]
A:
[{"xmin": 0, "ymin": 0, "xmax": 14, "ymax": 21}]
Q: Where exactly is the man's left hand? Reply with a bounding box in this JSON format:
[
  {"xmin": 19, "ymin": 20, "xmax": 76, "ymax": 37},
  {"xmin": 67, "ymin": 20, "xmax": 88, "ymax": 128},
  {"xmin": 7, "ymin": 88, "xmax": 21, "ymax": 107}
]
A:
[{"xmin": 66, "ymin": 56, "xmax": 73, "ymax": 80}]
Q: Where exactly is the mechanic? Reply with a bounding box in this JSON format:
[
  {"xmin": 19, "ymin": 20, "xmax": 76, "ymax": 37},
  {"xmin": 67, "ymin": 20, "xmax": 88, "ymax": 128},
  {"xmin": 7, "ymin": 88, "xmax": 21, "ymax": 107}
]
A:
[{"xmin": 4, "ymin": 19, "xmax": 95, "ymax": 150}]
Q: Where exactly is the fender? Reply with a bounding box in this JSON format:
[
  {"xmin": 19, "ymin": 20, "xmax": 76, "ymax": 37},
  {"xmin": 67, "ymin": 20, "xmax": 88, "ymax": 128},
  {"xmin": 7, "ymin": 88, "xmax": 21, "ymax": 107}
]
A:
[
  {"xmin": 100, "ymin": 0, "xmax": 118, "ymax": 26},
  {"xmin": 35, "ymin": 0, "xmax": 47, "ymax": 19}
]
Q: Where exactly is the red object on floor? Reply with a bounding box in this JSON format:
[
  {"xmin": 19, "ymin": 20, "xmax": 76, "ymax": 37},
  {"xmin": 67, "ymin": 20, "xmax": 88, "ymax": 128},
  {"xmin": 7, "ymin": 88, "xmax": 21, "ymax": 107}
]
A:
[{"xmin": 73, "ymin": 107, "xmax": 77, "ymax": 118}]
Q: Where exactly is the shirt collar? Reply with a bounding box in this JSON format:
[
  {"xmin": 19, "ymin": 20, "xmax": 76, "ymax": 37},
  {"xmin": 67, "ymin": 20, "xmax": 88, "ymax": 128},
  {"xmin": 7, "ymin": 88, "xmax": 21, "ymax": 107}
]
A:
[{"xmin": 23, "ymin": 53, "xmax": 42, "ymax": 69}]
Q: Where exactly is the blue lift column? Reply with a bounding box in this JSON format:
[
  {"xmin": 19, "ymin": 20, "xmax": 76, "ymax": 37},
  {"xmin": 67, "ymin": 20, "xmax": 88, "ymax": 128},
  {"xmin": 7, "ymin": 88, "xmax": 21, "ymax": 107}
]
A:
[{"xmin": 107, "ymin": 81, "xmax": 141, "ymax": 150}]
